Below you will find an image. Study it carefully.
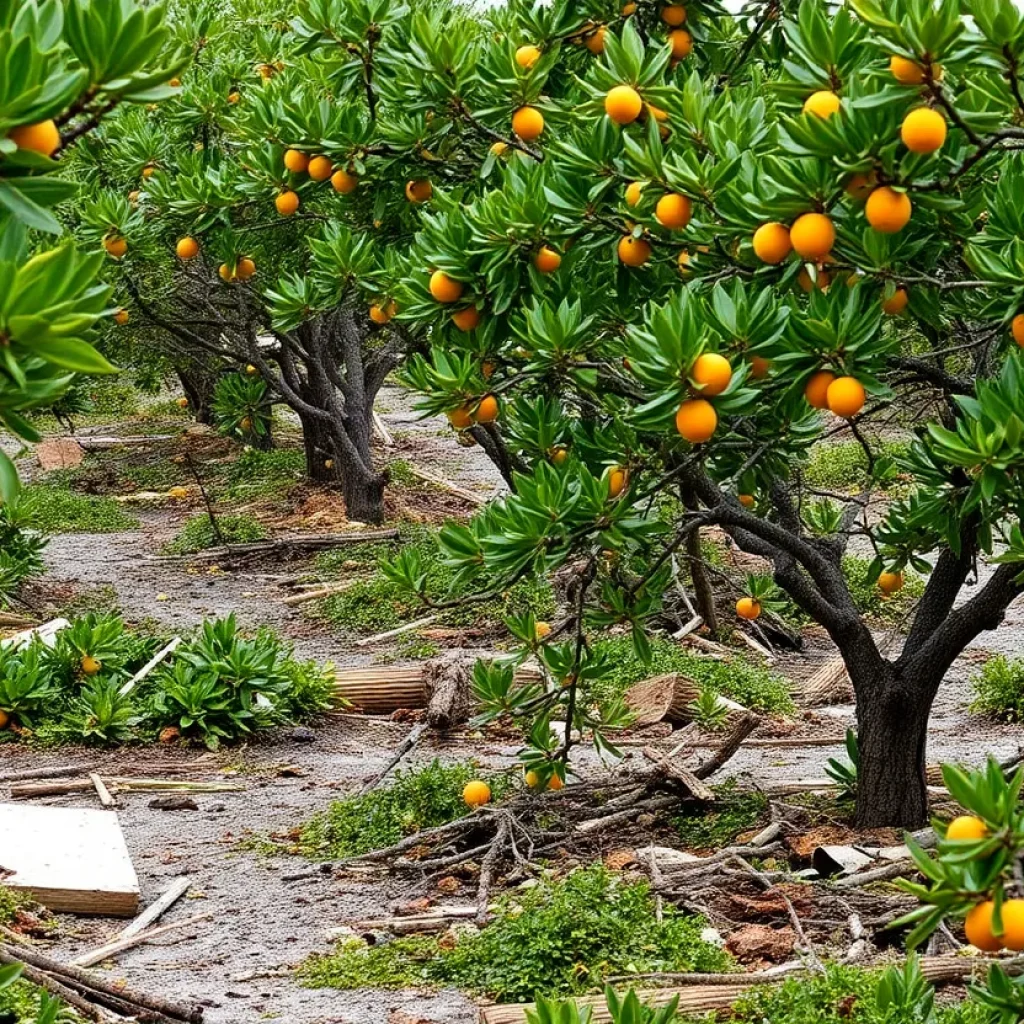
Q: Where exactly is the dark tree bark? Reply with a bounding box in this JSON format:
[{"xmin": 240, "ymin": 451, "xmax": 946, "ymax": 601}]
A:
[{"xmin": 175, "ymin": 366, "xmax": 217, "ymax": 425}]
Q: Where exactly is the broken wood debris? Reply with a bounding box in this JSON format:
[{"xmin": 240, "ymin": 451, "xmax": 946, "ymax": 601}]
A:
[
  {"xmin": 71, "ymin": 911, "xmax": 212, "ymax": 970},
  {"xmin": 119, "ymin": 637, "xmax": 181, "ymax": 696},
  {"xmin": 406, "ymin": 464, "xmax": 487, "ymax": 506},
  {"xmin": 625, "ymin": 672, "xmax": 749, "ymax": 728},
  {"xmin": 9, "ymin": 777, "xmax": 244, "ymax": 800}
]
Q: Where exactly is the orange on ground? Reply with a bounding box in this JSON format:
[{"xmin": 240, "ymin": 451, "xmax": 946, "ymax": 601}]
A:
[
  {"xmin": 586, "ymin": 26, "xmax": 607, "ymax": 54},
  {"xmin": 219, "ymin": 263, "xmax": 234, "ymax": 282},
  {"xmin": 882, "ymin": 288, "xmax": 908, "ymax": 314},
  {"xmin": 826, "ymin": 376, "xmax": 866, "ymax": 418},
  {"xmin": 752, "ymin": 222, "xmax": 792, "ymax": 264},
  {"xmin": 308, "ymin": 156, "xmax": 333, "ymax": 181},
  {"xmin": 691, "ymin": 352, "xmax": 733, "ymax": 396},
  {"xmin": 405, "ymin": 179, "xmax": 433, "ymax": 203},
  {"xmin": 235, "ymin": 258, "xmax": 256, "ymax": 281},
  {"xmin": 168, "ymin": 486, "xmax": 188, "ymax": 498},
  {"xmin": 655, "ymin": 193, "xmax": 692, "ymax": 230},
  {"xmin": 866, "ymin": 186, "xmax": 912, "ymax": 233},
  {"xmin": 275, "ymin": 190, "xmax": 300, "ymax": 216},
  {"xmin": 104, "ymin": 236, "xmax": 128, "ymax": 260},
  {"xmin": 515, "ymin": 44, "xmax": 541, "ymax": 69},
  {"xmin": 669, "ymin": 29, "xmax": 692, "ymax": 60},
  {"xmin": 661, "ymin": 4, "xmax": 687, "ymax": 25},
  {"xmin": 878, "ymin": 572, "xmax": 904, "ymax": 595},
  {"xmin": 675, "ymin": 398, "xmax": 717, "ymax": 443},
  {"xmin": 9, "ymin": 120, "xmax": 61, "ymax": 157},
  {"xmin": 246, "ymin": 365, "xmax": 259, "ymax": 376},
  {"xmin": 901, "ymin": 107, "xmax": 947, "ymax": 154},
  {"xmin": 81, "ymin": 655, "xmax": 102, "ymax": 676},
  {"xmin": 605, "ymin": 85, "xmax": 644, "ymax": 125},
  {"xmin": 452, "ymin": 307, "xmax": 481, "ymax": 332},
  {"xmin": 625, "ymin": 181, "xmax": 644, "ymax": 207},
  {"xmin": 1013, "ymin": 313, "xmax": 1024, "ymax": 347},
  {"xmin": 965, "ymin": 902, "xmax": 1004, "ymax": 952},
  {"xmin": 475, "ymin": 395, "xmax": 499, "ymax": 423},
  {"xmin": 176, "ymin": 398, "xmax": 189, "ymax": 409},
  {"xmin": 463, "ymin": 780, "xmax": 492, "ymax": 808},
  {"xmin": 607, "ymin": 466, "xmax": 628, "ymax": 499},
  {"xmin": 803, "ymin": 90, "xmax": 841, "ymax": 118},
  {"xmin": 946, "ymin": 815, "xmax": 988, "ymax": 840},
  {"xmin": 805, "ymin": 370, "xmax": 836, "ymax": 409},
  {"xmin": 512, "ymin": 106, "xmax": 544, "ymax": 142},
  {"xmin": 736, "ymin": 597, "xmax": 761, "ymax": 621},
  {"xmin": 176, "ymin": 237, "xmax": 200, "ymax": 260},
  {"xmin": 790, "ymin": 212, "xmax": 835, "ymax": 261},
  {"xmin": 738, "ymin": 494, "xmax": 755, "ymax": 509},
  {"xmin": 114, "ymin": 309, "xmax": 130, "ymax": 325},
  {"xmin": 429, "ymin": 270, "xmax": 463, "ymax": 303},
  {"xmin": 534, "ymin": 245, "xmax": 562, "ymax": 273},
  {"xmin": 284, "ymin": 149, "xmax": 309, "ymax": 173},
  {"xmin": 618, "ymin": 235, "xmax": 651, "ymax": 266},
  {"xmin": 749, "ymin": 355, "xmax": 771, "ymax": 379},
  {"xmin": 447, "ymin": 405, "xmax": 474, "ymax": 430},
  {"xmin": 331, "ymin": 169, "xmax": 358, "ymax": 193}
]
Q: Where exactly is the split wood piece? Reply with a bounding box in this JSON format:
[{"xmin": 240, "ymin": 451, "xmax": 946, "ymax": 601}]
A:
[
  {"xmin": 281, "ymin": 580, "xmax": 359, "ymax": 607},
  {"xmin": 407, "ymin": 465, "xmax": 487, "ymax": 506},
  {"xmin": 0, "ymin": 612, "xmax": 37, "ymax": 628},
  {"xmin": 341, "ymin": 906, "xmax": 477, "ymax": 937},
  {"xmin": 0, "ymin": 764, "xmax": 96, "ymax": 784},
  {"xmin": 0, "ymin": 618, "xmax": 70, "ymax": 651},
  {"xmin": 120, "ymin": 637, "xmax": 182, "ymax": 696},
  {"xmin": 354, "ymin": 615, "xmax": 438, "ymax": 648},
  {"xmin": 736, "ymin": 630, "xmax": 776, "ymax": 662},
  {"xmin": 72, "ymin": 877, "xmax": 192, "ymax": 968},
  {"xmin": 7, "ymin": 941, "xmax": 203, "ymax": 1022},
  {"xmin": 174, "ymin": 529, "xmax": 400, "ymax": 561},
  {"xmin": 67, "ymin": 911, "xmax": 214, "ymax": 968},
  {"xmin": 625, "ymin": 673, "xmax": 749, "ymax": 729},
  {"xmin": 0, "ymin": 950, "xmax": 107, "ymax": 1022},
  {"xmin": 641, "ymin": 747, "xmax": 714, "ymax": 802},
  {"xmin": 670, "ymin": 614, "xmax": 702, "ymax": 640},
  {"xmin": 90, "ymin": 774, "xmax": 116, "ymax": 808},
  {"xmin": 10, "ymin": 778, "xmax": 244, "ymax": 800},
  {"xmin": 372, "ymin": 411, "xmax": 395, "ymax": 447},
  {"xmin": 798, "ymin": 656, "xmax": 852, "ymax": 706},
  {"xmin": 423, "ymin": 650, "xmax": 477, "ymax": 730}
]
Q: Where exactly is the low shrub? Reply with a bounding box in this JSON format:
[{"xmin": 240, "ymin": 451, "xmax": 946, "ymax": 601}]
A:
[
  {"xmin": 299, "ymin": 760, "xmax": 512, "ymax": 860},
  {"xmin": 803, "ymin": 439, "xmax": 910, "ymax": 492},
  {"xmin": 673, "ymin": 778, "xmax": 767, "ymax": 851},
  {"xmin": 164, "ymin": 514, "xmax": 268, "ymax": 554},
  {"xmin": 21, "ymin": 483, "xmax": 138, "ymax": 534},
  {"xmin": 971, "ymin": 655, "xmax": 1024, "ymax": 722},
  {"xmin": 0, "ymin": 499, "xmax": 46, "ymax": 608},
  {"xmin": 224, "ymin": 448, "xmax": 304, "ymax": 498},
  {"xmin": 300, "ymin": 865, "xmax": 730, "ymax": 1002}
]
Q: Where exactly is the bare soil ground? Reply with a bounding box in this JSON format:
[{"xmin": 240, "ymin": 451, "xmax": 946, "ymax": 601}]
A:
[{"xmin": 3, "ymin": 388, "xmax": 1022, "ymax": 1024}]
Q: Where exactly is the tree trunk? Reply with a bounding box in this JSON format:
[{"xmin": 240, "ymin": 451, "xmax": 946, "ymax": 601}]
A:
[
  {"xmin": 685, "ymin": 525, "xmax": 718, "ymax": 637},
  {"xmin": 340, "ymin": 470, "xmax": 386, "ymax": 524},
  {"xmin": 854, "ymin": 669, "xmax": 933, "ymax": 828},
  {"xmin": 176, "ymin": 368, "xmax": 216, "ymax": 425},
  {"xmin": 299, "ymin": 411, "xmax": 337, "ymax": 483}
]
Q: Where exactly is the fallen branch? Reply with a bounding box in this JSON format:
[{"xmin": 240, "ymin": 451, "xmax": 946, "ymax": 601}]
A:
[
  {"xmin": 159, "ymin": 530, "xmax": 400, "ymax": 561},
  {"xmin": 10, "ymin": 778, "xmax": 243, "ymax": 800},
  {"xmin": 64, "ymin": 912, "xmax": 213, "ymax": 969},
  {"xmin": 354, "ymin": 615, "xmax": 438, "ymax": 648},
  {"xmin": 407, "ymin": 465, "xmax": 486, "ymax": 506},
  {"xmin": 89, "ymin": 773, "xmax": 115, "ymax": 808},
  {"xmin": 281, "ymin": 580, "xmax": 358, "ymax": 607},
  {"xmin": 0, "ymin": 764, "xmax": 96, "ymax": 784},
  {"xmin": 356, "ymin": 722, "xmax": 428, "ymax": 798}
]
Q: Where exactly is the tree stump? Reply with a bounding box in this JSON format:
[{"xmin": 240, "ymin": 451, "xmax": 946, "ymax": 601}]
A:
[{"xmin": 422, "ymin": 651, "xmax": 476, "ymax": 730}]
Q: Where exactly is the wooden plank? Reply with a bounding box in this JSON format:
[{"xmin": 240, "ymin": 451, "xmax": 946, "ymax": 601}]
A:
[
  {"xmin": 89, "ymin": 774, "xmax": 115, "ymax": 808},
  {"xmin": 0, "ymin": 803, "xmax": 139, "ymax": 916}
]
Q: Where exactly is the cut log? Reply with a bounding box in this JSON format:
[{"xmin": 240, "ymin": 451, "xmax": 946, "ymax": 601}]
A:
[
  {"xmin": 423, "ymin": 651, "xmax": 476, "ymax": 730},
  {"xmin": 798, "ymin": 656, "xmax": 852, "ymax": 706},
  {"xmin": 625, "ymin": 673, "xmax": 748, "ymax": 728}
]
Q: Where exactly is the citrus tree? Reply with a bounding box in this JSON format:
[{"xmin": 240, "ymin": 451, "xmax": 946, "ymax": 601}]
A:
[
  {"xmin": 0, "ymin": 0, "xmax": 187, "ymax": 498},
  {"xmin": 348, "ymin": 0, "xmax": 1024, "ymax": 828}
]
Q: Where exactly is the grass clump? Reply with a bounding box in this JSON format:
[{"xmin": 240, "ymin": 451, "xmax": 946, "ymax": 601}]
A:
[
  {"xmin": 223, "ymin": 448, "xmax": 305, "ymax": 498},
  {"xmin": 842, "ymin": 556, "xmax": 923, "ymax": 623},
  {"xmin": 300, "ymin": 865, "xmax": 730, "ymax": 1002},
  {"xmin": 673, "ymin": 778, "xmax": 767, "ymax": 851},
  {"xmin": 803, "ymin": 439, "xmax": 910, "ymax": 492},
  {"xmin": 299, "ymin": 760, "xmax": 512, "ymax": 860},
  {"xmin": 164, "ymin": 514, "xmax": 269, "ymax": 554},
  {"xmin": 315, "ymin": 526, "xmax": 554, "ymax": 635},
  {"xmin": 588, "ymin": 635, "xmax": 794, "ymax": 715},
  {"xmin": 21, "ymin": 483, "xmax": 138, "ymax": 534},
  {"xmin": 971, "ymin": 655, "xmax": 1024, "ymax": 722}
]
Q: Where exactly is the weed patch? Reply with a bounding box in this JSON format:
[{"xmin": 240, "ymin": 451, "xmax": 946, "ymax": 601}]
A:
[
  {"xmin": 803, "ymin": 439, "xmax": 910, "ymax": 492},
  {"xmin": 673, "ymin": 778, "xmax": 767, "ymax": 851},
  {"xmin": 971, "ymin": 655, "xmax": 1024, "ymax": 722},
  {"xmin": 22, "ymin": 483, "xmax": 138, "ymax": 533},
  {"xmin": 164, "ymin": 514, "xmax": 269, "ymax": 554}
]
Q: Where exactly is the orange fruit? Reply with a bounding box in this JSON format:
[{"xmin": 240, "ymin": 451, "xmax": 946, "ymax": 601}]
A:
[
  {"xmin": 798, "ymin": 266, "xmax": 830, "ymax": 292},
  {"xmin": 534, "ymin": 246, "xmax": 562, "ymax": 273},
  {"xmin": 669, "ymin": 29, "xmax": 692, "ymax": 60},
  {"xmin": 475, "ymin": 395, "xmax": 499, "ymax": 423},
  {"xmin": 661, "ymin": 4, "xmax": 687, "ymax": 25},
  {"xmin": 447, "ymin": 405, "xmax": 474, "ymax": 429},
  {"xmin": 677, "ymin": 250, "xmax": 692, "ymax": 274},
  {"xmin": 331, "ymin": 169, "xmax": 358, "ymax": 193},
  {"xmin": 1000, "ymin": 900, "xmax": 1024, "ymax": 951},
  {"xmin": 805, "ymin": 370, "xmax": 836, "ymax": 409},
  {"xmin": 275, "ymin": 190, "xmax": 300, "ymax": 216},
  {"xmin": 0, "ymin": 710, "xmax": 8, "ymax": 730},
  {"xmin": 622, "ymin": 2, "xmax": 637, "ymax": 13},
  {"xmin": 878, "ymin": 571, "xmax": 904, "ymax": 594},
  {"xmin": 790, "ymin": 213, "xmax": 835, "ymax": 261},
  {"xmin": 463, "ymin": 780, "xmax": 492, "ymax": 808},
  {"xmin": 749, "ymin": 355, "xmax": 771, "ymax": 379},
  {"xmin": 738, "ymin": 493, "xmax": 755, "ymax": 508},
  {"xmin": 452, "ymin": 307, "xmax": 481, "ymax": 331},
  {"xmin": 535, "ymin": 621, "xmax": 552, "ymax": 639},
  {"xmin": 284, "ymin": 149, "xmax": 309, "ymax": 173},
  {"xmin": 227, "ymin": 91, "xmax": 240, "ymax": 104},
  {"xmin": 176, "ymin": 398, "xmax": 189, "ymax": 409},
  {"xmin": 618, "ymin": 235, "xmax": 651, "ymax": 266},
  {"xmin": 826, "ymin": 376, "xmax": 866, "ymax": 418},
  {"xmin": 586, "ymin": 26, "xmax": 608, "ymax": 54},
  {"xmin": 114, "ymin": 309, "xmax": 130, "ymax": 325},
  {"xmin": 245, "ymin": 365, "xmax": 259, "ymax": 376},
  {"xmin": 752, "ymin": 222, "xmax": 792, "ymax": 264},
  {"xmin": 512, "ymin": 106, "xmax": 544, "ymax": 142},
  {"xmin": 490, "ymin": 141, "xmax": 508, "ymax": 157},
  {"xmin": 176, "ymin": 237, "xmax": 200, "ymax": 260},
  {"xmin": 736, "ymin": 597, "xmax": 761, "ymax": 620},
  {"xmin": 846, "ymin": 173, "xmax": 876, "ymax": 201},
  {"xmin": 80, "ymin": 655, "xmax": 102, "ymax": 676},
  {"xmin": 429, "ymin": 270, "xmax": 463, "ymax": 303},
  {"xmin": 219, "ymin": 263, "xmax": 234, "ymax": 282},
  {"xmin": 9, "ymin": 120, "xmax": 61, "ymax": 157},
  {"xmin": 605, "ymin": 85, "xmax": 643, "ymax": 125},
  {"xmin": 104, "ymin": 235, "xmax": 128, "ymax": 260},
  {"xmin": 691, "ymin": 353, "xmax": 732, "ymax": 396},
  {"xmin": 547, "ymin": 773, "xmax": 565, "ymax": 791},
  {"xmin": 655, "ymin": 193, "xmax": 692, "ymax": 230},
  {"xmin": 803, "ymin": 90, "xmax": 841, "ymax": 118},
  {"xmin": 675, "ymin": 398, "xmax": 717, "ymax": 443},
  {"xmin": 549, "ymin": 445, "xmax": 569, "ymax": 466},
  {"xmin": 240, "ymin": 416, "xmax": 254, "ymax": 432},
  {"xmin": 482, "ymin": 359, "xmax": 496, "ymax": 378},
  {"xmin": 866, "ymin": 186, "xmax": 912, "ymax": 233},
  {"xmin": 308, "ymin": 156, "xmax": 333, "ymax": 181},
  {"xmin": 369, "ymin": 303, "xmax": 393, "ymax": 325},
  {"xmin": 405, "ymin": 179, "xmax": 433, "ymax": 203},
  {"xmin": 235, "ymin": 257, "xmax": 256, "ymax": 281},
  {"xmin": 965, "ymin": 902, "xmax": 1003, "ymax": 952},
  {"xmin": 606, "ymin": 466, "xmax": 628, "ymax": 499},
  {"xmin": 1012, "ymin": 313, "xmax": 1024, "ymax": 347},
  {"xmin": 901, "ymin": 107, "xmax": 947, "ymax": 154},
  {"xmin": 142, "ymin": 164, "xmax": 156, "ymax": 179},
  {"xmin": 515, "ymin": 44, "xmax": 541, "ymax": 69},
  {"xmin": 625, "ymin": 181, "xmax": 644, "ymax": 207},
  {"xmin": 946, "ymin": 815, "xmax": 988, "ymax": 840},
  {"xmin": 890, "ymin": 55, "xmax": 941, "ymax": 85},
  {"xmin": 882, "ymin": 287, "xmax": 908, "ymax": 314}
]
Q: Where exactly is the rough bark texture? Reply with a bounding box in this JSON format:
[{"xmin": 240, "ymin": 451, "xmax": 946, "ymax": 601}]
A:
[{"xmin": 422, "ymin": 651, "xmax": 476, "ymax": 731}]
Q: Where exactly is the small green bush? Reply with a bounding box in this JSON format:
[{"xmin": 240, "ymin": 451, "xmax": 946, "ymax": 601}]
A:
[
  {"xmin": 85, "ymin": 378, "xmax": 141, "ymax": 417},
  {"xmin": 300, "ymin": 865, "xmax": 730, "ymax": 1002},
  {"xmin": 588, "ymin": 635, "xmax": 794, "ymax": 715},
  {"xmin": 21, "ymin": 484, "xmax": 138, "ymax": 533},
  {"xmin": 299, "ymin": 760, "xmax": 512, "ymax": 859},
  {"xmin": 0, "ymin": 498, "xmax": 46, "ymax": 608},
  {"xmin": 803, "ymin": 439, "xmax": 910, "ymax": 492},
  {"xmin": 673, "ymin": 778, "xmax": 767, "ymax": 851},
  {"xmin": 164, "ymin": 514, "xmax": 268, "ymax": 554},
  {"xmin": 971, "ymin": 655, "xmax": 1024, "ymax": 722},
  {"xmin": 842, "ymin": 556, "xmax": 924, "ymax": 623},
  {"xmin": 224, "ymin": 448, "xmax": 305, "ymax": 498}
]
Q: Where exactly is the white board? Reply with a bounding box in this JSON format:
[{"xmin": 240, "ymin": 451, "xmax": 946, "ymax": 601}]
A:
[{"xmin": 0, "ymin": 803, "xmax": 140, "ymax": 916}]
